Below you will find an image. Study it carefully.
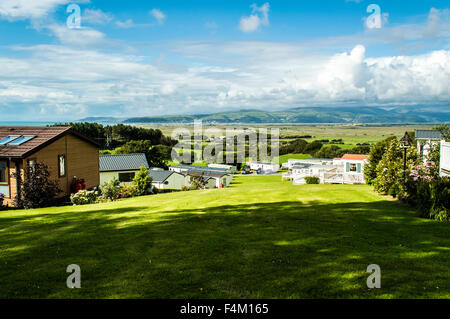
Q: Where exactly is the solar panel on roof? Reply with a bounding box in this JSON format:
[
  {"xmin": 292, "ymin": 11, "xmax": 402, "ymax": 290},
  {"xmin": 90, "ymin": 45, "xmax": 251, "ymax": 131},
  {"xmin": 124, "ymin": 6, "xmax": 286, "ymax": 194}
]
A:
[
  {"xmin": 7, "ymin": 135, "xmax": 36, "ymax": 146},
  {"xmin": 0, "ymin": 135, "xmax": 21, "ymax": 145}
]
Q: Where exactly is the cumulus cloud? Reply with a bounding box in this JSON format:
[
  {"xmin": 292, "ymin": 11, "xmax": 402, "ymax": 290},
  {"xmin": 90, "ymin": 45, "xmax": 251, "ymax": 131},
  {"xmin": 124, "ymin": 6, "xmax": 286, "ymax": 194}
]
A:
[
  {"xmin": 0, "ymin": 41, "xmax": 448, "ymax": 120},
  {"xmin": 150, "ymin": 8, "xmax": 166, "ymax": 25},
  {"xmin": 83, "ymin": 8, "xmax": 113, "ymax": 25},
  {"xmin": 46, "ymin": 24, "xmax": 106, "ymax": 46},
  {"xmin": 239, "ymin": 2, "xmax": 270, "ymax": 33},
  {"xmin": 0, "ymin": 0, "xmax": 68, "ymax": 20},
  {"xmin": 0, "ymin": 0, "xmax": 89, "ymax": 21}
]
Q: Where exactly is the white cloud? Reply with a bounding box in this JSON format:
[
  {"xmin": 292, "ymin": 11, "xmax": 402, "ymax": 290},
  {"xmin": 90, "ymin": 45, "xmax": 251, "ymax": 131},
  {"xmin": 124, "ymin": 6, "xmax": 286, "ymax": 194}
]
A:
[
  {"xmin": 83, "ymin": 8, "xmax": 113, "ymax": 25},
  {"xmin": 239, "ymin": 2, "xmax": 270, "ymax": 33},
  {"xmin": 0, "ymin": 41, "xmax": 448, "ymax": 120},
  {"xmin": 0, "ymin": 0, "xmax": 88, "ymax": 21},
  {"xmin": 46, "ymin": 24, "xmax": 106, "ymax": 46},
  {"xmin": 116, "ymin": 19, "xmax": 135, "ymax": 29},
  {"xmin": 150, "ymin": 8, "xmax": 166, "ymax": 25}
]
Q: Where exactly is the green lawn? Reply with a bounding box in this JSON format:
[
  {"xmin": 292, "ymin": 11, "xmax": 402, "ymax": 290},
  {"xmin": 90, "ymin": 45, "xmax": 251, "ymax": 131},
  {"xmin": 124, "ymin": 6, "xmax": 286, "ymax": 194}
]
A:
[
  {"xmin": 0, "ymin": 176, "xmax": 448, "ymax": 299},
  {"xmin": 277, "ymin": 153, "xmax": 311, "ymax": 163}
]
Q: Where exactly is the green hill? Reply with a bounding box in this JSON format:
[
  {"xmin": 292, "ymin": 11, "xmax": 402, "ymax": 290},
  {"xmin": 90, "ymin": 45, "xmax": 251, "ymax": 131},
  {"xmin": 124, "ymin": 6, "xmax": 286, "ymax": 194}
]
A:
[{"xmin": 118, "ymin": 106, "xmax": 450, "ymax": 124}]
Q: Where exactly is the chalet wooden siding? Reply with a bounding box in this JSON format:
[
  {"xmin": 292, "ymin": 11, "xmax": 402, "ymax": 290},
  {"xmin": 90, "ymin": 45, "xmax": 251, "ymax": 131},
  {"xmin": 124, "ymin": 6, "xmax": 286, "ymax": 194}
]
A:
[{"xmin": 1, "ymin": 129, "xmax": 99, "ymax": 207}]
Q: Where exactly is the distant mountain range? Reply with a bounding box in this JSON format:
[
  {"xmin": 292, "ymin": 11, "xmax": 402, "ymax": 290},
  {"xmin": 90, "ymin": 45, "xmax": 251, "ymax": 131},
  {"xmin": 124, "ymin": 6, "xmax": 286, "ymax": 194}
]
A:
[{"xmin": 80, "ymin": 106, "xmax": 450, "ymax": 124}]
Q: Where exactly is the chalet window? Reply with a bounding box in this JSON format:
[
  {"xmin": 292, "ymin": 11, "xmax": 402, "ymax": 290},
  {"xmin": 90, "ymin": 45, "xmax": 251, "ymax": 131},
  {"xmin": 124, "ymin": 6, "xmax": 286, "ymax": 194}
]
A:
[
  {"xmin": 58, "ymin": 155, "xmax": 66, "ymax": 177},
  {"xmin": 118, "ymin": 172, "xmax": 135, "ymax": 183},
  {"xmin": 0, "ymin": 161, "xmax": 7, "ymax": 184}
]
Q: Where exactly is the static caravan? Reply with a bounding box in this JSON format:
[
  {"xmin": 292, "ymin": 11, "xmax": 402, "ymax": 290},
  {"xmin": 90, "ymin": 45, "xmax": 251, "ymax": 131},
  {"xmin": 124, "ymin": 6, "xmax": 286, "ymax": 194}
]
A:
[
  {"xmin": 440, "ymin": 141, "xmax": 450, "ymax": 177},
  {"xmin": 100, "ymin": 153, "xmax": 149, "ymax": 185}
]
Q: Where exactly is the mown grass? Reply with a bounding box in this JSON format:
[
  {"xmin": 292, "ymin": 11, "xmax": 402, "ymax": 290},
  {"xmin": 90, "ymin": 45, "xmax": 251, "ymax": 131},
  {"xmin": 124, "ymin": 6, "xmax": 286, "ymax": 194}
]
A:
[{"xmin": 0, "ymin": 176, "xmax": 448, "ymax": 299}]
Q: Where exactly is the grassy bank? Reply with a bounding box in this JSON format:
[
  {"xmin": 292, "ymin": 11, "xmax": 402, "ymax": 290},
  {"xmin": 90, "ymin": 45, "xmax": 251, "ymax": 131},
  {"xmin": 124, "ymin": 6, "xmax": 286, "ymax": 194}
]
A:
[{"xmin": 0, "ymin": 176, "xmax": 448, "ymax": 298}]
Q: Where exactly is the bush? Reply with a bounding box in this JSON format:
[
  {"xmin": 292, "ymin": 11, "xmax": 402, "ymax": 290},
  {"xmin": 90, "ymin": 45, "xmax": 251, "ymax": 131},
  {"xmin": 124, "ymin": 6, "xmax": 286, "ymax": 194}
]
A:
[
  {"xmin": 100, "ymin": 178, "xmax": 121, "ymax": 201},
  {"xmin": 133, "ymin": 166, "xmax": 153, "ymax": 196},
  {"xmin": 13, "ymin": 162, "xmax": 62, "ymax": 209},
  {"xmin": 120, "ymin": 184, "xmax": 139, "ymax": 198},
  {"xmin": 305, "ymin": 176, "xmax": 320, "ymax": 184},
  {"xmin": 416, "ymin": 178, "xmax": 450, "ymax": 222},
  {"xmin": 70, "ymin": 190, "xmax": 98, "ymax": 205}
]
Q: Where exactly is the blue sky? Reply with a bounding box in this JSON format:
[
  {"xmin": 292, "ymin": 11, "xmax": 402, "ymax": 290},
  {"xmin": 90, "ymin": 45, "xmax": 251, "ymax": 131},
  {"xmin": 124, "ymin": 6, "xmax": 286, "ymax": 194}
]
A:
[{"xmin": 0, "ymin": 0, "xmax": 449, "ymax": 120}]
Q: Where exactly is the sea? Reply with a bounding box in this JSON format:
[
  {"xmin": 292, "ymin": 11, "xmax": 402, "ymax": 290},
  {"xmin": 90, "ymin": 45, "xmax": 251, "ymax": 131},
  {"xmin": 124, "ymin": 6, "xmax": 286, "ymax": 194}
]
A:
[{"xmin": 0, "ymin": 122, "xmax": 56, "ymax": 127}]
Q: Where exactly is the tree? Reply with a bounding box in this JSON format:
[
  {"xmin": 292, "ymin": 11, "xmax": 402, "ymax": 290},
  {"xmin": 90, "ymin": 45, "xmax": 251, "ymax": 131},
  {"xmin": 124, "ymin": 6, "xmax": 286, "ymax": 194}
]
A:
[
  {"xmin": 189, "ymin": 175, "xmax": 208, "ymax": 190},
  {"xmin": 304, "ymin": 141, "xmax": 324, "ymax": 155},
  {"xmin": 364, "ymin": 136, "xmax": 397, "ymax": 185},
  {"xmin": 279, "ymin": 139, "xmax": 308, "ymax": 155},
  {"xmin": 13, "ymin": 162, "xmax": 62, "ymax": 209},
  {"xmin": 148, "ymin": 145, "xmax": 172, "ymax": 169},
  {"xmin": 372, "ymin": 140, "xmax": 418, "ymax": 196},
  {"xmin": 350, "ymin": 145, "xmax": 371, "ymax": 155},
  {"xmin": 133, "ymin": 166, "xmax": 153, "ymax": 196},
  {"xmin": 314, "ymin": 145, "xmax": 345, "ymax": 159},
  {"xmin": 434, "ymin": 124, "xmax": 450, "ymax": 141},
  {"xmin": 115, "ymin": 140, "xmax": 152, "ymax": 155}
]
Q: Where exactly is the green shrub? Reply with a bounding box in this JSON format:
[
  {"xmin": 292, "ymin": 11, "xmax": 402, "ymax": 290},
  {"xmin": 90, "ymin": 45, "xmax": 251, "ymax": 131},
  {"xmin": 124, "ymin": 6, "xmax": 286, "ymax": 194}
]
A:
[
  {"xmin": 70, "ymin": 190, "xmax": 98, "ymax": 205},
  {"xmin": 120, "ymin": 184, "xmax": 139, "ymax": 198},
  {"xmin": 133, "ymin": 166, "xmax": 153, "ymax": 196},
  {"xmin": 417, "ymin": 178, "xmax": 450, "ymax": 222},
  {"xmin": 305, "ymin": 176, "xmax": 320, "ymax": 184},
  {"xmin": 100, "ymin": 178, "xmax": 121, "ymax": 201}
]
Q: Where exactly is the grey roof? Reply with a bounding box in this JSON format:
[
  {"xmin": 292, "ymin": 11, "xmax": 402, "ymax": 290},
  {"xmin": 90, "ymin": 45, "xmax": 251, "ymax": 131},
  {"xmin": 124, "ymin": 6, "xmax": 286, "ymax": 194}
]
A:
[
  {"xmin": 171, "ymin": 165, "xmax": 227, "ymax": 173},
  {"xmin": 306, "ymin": 158, "xmax": 334, "ymax": 161},
  {"xmin": 248, "ymin": 162, "xmax": 278, "ymax": 165},
  {"xmin": 188, "ymin": 170, "xmax": 227, "ymax": 178},
  {"xmin": 99, "ymin": 153, "xmax": 149, "ymax": 172},
  {"xmin": 292, "ymin": 164, "xmax": 313, "ymax": 169},
  {"xmin": 148, "ymin": 170, "xmax": 174, "ymax": 183},
  {"xmin": 415, "ymin": 130, "xmax": 443, "ymax": 140}
]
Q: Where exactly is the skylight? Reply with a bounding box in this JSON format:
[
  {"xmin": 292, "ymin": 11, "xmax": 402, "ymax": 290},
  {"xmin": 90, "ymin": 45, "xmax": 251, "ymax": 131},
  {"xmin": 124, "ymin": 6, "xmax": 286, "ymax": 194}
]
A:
[
  {"xmin": 0, "ymin": 135, "xmax": 21, "ymax": 145},
  {"xmin": 7, "ymin": 135, "xmax": 36, "ymax": 146}
]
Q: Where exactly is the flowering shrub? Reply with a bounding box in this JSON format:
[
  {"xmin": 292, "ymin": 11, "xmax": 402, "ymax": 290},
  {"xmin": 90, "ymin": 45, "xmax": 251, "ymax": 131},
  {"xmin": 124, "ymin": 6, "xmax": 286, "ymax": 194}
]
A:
[
  {"xmin": 70, "ymin": 190, "xmax": 99, "ymax": 206},
  {"xmin": 100, "ymin": 178, "xmax": 121, "ymax": 201},
  {"xmin": 369, "ymin": 135, "xmax": 448, "ymax": 222},
  {"xmin": 120, "ymin": 184, "xmax": 139, "ymax": 198},
  {"xmin": 409, "ymin": 161, "xmax": 439, "ymax": 182}
]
